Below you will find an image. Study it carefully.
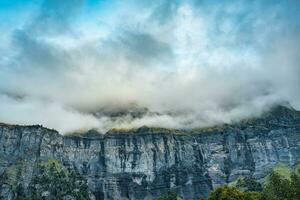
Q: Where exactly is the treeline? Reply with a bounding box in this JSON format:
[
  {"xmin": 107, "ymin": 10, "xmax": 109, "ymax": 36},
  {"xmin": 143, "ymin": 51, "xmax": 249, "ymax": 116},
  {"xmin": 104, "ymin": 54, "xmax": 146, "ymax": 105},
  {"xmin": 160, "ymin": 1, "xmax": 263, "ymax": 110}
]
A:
[{"xmin": 158, "ymin": 165, "xmax": 300, "ymax": 200}]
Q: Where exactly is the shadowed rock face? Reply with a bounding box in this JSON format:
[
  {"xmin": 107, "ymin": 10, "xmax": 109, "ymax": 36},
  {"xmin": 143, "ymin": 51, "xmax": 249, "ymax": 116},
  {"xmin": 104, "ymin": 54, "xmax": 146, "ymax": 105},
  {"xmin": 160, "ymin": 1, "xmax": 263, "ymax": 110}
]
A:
[{"xmin": 0, "ymin": 106, "xmax": 300, "ymax": 200}]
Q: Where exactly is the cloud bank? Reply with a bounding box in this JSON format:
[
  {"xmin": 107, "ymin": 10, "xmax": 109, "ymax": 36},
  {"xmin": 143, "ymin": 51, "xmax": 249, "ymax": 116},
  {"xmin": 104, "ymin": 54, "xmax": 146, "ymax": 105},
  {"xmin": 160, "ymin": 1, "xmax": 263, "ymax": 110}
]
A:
[{"xmin": 0, "ymin": 0, "xmax": 299, "ymax": 134}]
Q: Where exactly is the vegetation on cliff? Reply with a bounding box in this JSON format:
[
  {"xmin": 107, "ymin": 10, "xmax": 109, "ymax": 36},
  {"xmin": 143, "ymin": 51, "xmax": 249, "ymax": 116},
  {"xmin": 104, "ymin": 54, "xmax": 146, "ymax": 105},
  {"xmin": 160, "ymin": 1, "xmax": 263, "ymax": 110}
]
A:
[
  {"xmin": 1, "ymin": 160, "xmax": 300, "ymax": 200},
  {"xmin": 1, "ymin": 160, "xmax": 89, "ymax": 200},
  {"xmin": 201, "ymin": 164, "xmax": 300, "ymax": 200},
  {"xmin": 157, "ymin": 164, "xmax": 300, "ymax": 200}
]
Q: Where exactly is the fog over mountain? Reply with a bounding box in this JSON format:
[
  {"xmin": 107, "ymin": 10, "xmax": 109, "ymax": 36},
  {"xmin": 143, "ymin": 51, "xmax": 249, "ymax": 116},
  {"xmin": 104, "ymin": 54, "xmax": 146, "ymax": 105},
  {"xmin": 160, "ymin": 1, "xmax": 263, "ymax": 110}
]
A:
[{"xmin": 0, "ymin": 0, "xmax": 299, "ymax": 134}]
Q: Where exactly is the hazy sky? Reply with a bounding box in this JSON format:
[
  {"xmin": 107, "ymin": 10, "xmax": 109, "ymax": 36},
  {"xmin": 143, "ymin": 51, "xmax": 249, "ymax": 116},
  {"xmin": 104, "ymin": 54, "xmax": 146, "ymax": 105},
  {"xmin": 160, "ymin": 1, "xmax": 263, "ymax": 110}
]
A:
[{"xmin": 0, "ymin": 0, "xmax": 299, "ymax": 134}]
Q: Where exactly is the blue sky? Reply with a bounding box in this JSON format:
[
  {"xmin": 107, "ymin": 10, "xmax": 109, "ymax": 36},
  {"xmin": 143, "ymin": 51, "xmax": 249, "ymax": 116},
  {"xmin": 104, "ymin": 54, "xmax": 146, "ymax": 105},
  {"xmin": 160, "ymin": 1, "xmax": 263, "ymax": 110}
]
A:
[
  {"xmin": 0, "ymin": 0, "xmax": 299, "ymax": 133},
  {"xmin": 1, "ymin": 0, "xmax": 298, "ymax": 68}
]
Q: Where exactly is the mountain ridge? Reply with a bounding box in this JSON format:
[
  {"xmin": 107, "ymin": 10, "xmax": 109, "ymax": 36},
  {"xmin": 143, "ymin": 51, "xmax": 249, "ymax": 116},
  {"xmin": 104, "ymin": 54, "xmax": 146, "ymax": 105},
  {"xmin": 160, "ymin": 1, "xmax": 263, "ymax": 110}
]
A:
[
  {"xmin": 0, "ymin": 105, "xmax": 300, "ymax": 199},
  {"xmin": 1, "ymin": 104, "xmax": 299, "ymax": 137}
]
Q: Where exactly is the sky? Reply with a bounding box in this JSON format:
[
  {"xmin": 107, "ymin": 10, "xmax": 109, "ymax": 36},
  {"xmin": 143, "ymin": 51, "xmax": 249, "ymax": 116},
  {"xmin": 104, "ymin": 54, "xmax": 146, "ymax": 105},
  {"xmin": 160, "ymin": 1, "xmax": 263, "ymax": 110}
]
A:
[{"xmin": 0, "ymin": 0, "xmax": 299, "ymax": 134}]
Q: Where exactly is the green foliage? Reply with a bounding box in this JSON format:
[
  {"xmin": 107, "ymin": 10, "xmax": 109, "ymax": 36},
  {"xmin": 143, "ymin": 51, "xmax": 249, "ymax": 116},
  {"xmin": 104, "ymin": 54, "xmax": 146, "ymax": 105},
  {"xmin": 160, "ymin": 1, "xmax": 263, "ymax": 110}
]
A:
[
  {"xmin": 18, "ymin": 160, "xmax": 90, "ymax": 200},
  {"xmin": 157, "ymin": 191, "xmax": 182, "ymax": 200},
  {"xmin": 0, "ymin": 161, "xmax": 27, "ymax": 200},
  {"xmin": 290, "ymin": 169, "xmax": 300, "ymax": 199},
  {"xmin": 203, "ymin": 166, "xmax": 300, "ymax": 200},
  {"xmin": 261, "ymin": 169, "xmax": 300, "ymax": 200},
  {"xmin": 262, "ymin": 171, "xmax": 291, "ymax": 200},
  {"xmin": 235, "ymin": 176, "xmax": 262, "ymax": 192},
  {"xmin": 0, "ymin": 163, "xmax": 23, "ymax": 186},
  {"xmin": 270, "ymin": 164, "xmax": 292, "ymax": 180},
  {"xmin": 203, "ymin": 185, "xmax": 261, "ymax": 200}
]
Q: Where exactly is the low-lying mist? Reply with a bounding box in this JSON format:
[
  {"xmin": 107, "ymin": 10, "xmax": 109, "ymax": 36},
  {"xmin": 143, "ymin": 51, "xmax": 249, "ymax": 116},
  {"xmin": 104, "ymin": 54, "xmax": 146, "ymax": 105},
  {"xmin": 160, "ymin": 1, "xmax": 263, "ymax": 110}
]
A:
[{"xmin": 0, "ymin": 0, "xmax": 299, "ymax": 134}]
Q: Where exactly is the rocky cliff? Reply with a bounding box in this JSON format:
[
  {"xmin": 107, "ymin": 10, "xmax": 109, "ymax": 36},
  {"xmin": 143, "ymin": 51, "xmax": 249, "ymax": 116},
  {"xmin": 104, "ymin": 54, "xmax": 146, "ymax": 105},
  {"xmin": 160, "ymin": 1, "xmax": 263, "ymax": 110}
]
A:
[{"xmin": 0, "ymin": 106, "xmax": 300, "ymax": 200}]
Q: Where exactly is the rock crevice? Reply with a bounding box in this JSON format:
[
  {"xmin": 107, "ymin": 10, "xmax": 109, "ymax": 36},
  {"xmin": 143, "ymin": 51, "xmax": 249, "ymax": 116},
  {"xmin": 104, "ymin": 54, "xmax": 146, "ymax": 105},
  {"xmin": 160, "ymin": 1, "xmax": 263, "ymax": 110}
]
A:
[{"xmin": 0, "ymin": 106, "xmax": 300, "ymax": 199}]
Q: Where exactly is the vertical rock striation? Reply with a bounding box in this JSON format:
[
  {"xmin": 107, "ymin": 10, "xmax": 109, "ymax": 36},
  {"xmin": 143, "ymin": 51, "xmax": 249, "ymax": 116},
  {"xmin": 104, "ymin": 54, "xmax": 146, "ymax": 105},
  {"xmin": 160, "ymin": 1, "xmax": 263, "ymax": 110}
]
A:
[{"xmin": 0, "ymin": 106, "xmax": 300, "ymax": 199}]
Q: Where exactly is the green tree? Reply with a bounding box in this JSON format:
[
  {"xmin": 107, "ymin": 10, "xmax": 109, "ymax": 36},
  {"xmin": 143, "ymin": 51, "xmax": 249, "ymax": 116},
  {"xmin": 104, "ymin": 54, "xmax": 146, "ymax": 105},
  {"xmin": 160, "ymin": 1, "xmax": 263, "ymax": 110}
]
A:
[
  {"xmin": 157, "ymin": 191, "xmax": 182, "ymax": 200},
  {"xmin": 263, "ymin": 169, "xmax": 300, "ymax": 200},
  {"xmin": 201, "ymin": 164, "xmax": 300, "ymax": 200},
  {"xmin": 262, "ymin": 171, "xmax": 292, "ymax": 200},
  {"xmin": 236, "ymin": 176, "xmax": 262, "ymax": 192},
  {"xmin": 290, "ymin": 170, "xmax": 300, "ymax": 200},
  {"xmin": 203, "ymin": 185, "xmax": 261, "ymax": 200}
]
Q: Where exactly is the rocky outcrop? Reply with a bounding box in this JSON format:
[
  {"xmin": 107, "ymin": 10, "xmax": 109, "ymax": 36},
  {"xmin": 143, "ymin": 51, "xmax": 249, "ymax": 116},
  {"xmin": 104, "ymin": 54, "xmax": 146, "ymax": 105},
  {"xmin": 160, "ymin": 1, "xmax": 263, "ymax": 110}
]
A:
[{"xmin": 0, "ymin": 106, "xmax": 300, "ymax": 200}]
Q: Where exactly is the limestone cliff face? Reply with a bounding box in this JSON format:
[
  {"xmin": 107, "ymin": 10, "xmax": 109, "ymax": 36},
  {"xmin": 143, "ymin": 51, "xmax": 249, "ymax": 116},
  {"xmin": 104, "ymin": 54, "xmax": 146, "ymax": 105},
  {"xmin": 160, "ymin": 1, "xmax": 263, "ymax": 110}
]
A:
[{"xmin": 0, "ymin": 106, "xmax": 300, "ymax": 200}]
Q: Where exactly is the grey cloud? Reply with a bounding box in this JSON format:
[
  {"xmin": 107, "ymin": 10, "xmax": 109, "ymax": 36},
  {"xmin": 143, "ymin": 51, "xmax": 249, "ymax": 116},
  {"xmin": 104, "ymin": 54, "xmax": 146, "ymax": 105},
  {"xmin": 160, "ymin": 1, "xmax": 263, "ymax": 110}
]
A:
[
  {"xmin": 11, "ymin": 30, "xmax": 69, "ymax": 71},
  {"xmin": 116, "ymin": 31, "xmax": 173, "ymax": 65},
  {"xmin": 0, "ymin": 0, "xmax": 299, "ymax": 133}
]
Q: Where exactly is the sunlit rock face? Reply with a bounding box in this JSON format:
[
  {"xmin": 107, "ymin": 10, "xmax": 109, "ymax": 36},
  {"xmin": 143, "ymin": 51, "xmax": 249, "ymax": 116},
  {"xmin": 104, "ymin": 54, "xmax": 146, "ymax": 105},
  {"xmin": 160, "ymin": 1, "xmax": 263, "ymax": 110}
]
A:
[{"xmin": 0, "ymin": 106, "xmax": 300, "ymax": 200}]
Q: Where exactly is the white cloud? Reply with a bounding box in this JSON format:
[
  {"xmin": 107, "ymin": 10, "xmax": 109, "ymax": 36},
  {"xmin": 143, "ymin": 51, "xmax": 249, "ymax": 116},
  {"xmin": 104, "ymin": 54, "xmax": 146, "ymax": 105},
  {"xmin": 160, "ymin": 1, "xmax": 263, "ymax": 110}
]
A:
[{"xmin": 0, "ymin": 0, "xmax": 299, "ymax": 134}]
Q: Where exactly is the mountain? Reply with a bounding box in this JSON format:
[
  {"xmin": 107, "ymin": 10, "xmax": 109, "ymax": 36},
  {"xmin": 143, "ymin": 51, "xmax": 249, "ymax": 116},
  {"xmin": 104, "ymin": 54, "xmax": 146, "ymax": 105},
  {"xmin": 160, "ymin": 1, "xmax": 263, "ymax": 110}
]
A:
[{"xmin": 0, "ymin": 105, "xmax": 300, "ymax": 200}]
